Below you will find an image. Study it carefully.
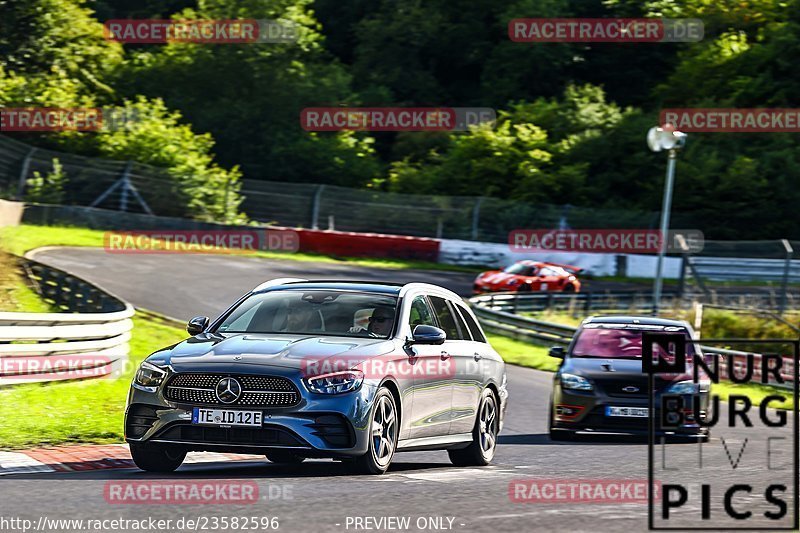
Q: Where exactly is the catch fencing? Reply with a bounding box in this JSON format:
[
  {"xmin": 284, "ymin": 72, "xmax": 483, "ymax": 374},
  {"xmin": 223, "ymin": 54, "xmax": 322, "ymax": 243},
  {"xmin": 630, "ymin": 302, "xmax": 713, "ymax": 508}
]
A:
[{"xmin": 0, "ymin": 134, "xmax": 666, "ymax": 241}]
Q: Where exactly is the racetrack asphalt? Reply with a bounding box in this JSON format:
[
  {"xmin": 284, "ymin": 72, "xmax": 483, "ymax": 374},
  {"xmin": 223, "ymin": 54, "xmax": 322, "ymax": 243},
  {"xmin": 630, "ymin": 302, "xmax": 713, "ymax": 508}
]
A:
[{"xmin": 2, "ymin": 248, "xmax": 794, "ymax": 532}]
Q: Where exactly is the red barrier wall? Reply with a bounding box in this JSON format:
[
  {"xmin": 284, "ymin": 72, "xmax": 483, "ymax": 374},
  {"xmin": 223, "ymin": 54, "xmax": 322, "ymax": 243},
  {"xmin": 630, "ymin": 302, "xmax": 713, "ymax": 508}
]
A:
[{"xmin": 296, "ymin": 229, "xmax": 440, "ymax": 261}]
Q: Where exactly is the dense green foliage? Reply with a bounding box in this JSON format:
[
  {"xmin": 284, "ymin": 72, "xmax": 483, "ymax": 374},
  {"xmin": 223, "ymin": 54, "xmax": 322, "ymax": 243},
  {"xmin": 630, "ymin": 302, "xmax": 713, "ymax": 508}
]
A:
[{"xmin": 1, "ymin": 0, "xmax": 798, "ymax": 236}]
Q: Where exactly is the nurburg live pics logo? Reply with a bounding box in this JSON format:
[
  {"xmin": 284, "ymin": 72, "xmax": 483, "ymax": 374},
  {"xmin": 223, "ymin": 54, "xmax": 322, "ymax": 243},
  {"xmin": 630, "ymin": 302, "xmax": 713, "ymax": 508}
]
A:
[{"xmin": 644, "ymin": 332, "xmax": 799, "ymax": 530}]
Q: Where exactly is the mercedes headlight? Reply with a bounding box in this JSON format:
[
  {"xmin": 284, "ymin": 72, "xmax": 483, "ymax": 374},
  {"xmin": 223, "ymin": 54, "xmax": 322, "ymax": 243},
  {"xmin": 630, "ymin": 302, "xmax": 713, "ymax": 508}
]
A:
[
  {"xmin": 133, "ymin": 361, "xmax": 167, "ymax": 392},
  {"xmin": 561, "ymin": 373, "xmax": 593, "ymax": 391},
  {"xmin": 305, "ymin": 370, "xmax": 364, "ymax": 394}
]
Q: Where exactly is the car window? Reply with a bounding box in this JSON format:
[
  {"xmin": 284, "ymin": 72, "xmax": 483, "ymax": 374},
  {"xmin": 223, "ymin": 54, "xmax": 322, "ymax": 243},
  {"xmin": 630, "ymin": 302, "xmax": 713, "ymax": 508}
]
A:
[
  {"xmin": 455, "ymin": 304, "xmax": 486, "ymax": 343},
  {"xmin": 572, "ymin": 326, "xmax": 696, "ymax": 358},
  {"xmin": 539, "ymin": 266, "xmax": 565, "ymax": 276},
  {"xmin": 504, "ymin": 263, "xmax": 537, "ymax": 276},
  {"xmin": 428, "ymin": 296, "xmax": 460, "ymax": 340},
  {"xmin": 449, "ymin": 301, "xmax": 472, "ymax": 340},
  {"xmin": 408, "ymin": 296, "xmax": 436, "ymax": 329},
  {"xmin": 216, "ymin": 290, "xmax": 398, "ymax": 339}
]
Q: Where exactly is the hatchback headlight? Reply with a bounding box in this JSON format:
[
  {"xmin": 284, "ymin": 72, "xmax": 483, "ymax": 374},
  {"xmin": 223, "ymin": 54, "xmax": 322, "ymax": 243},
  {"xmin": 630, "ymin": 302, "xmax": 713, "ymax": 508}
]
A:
[
  {"xmin": 561, "ymin": 373, "xmax": 593, "ymax": 391},
  {"xmin": 133, "ymin": 361, "xmax": 167, "ymax": 392},
  {"xmin": 305, "ymin": 370, "xmax": 364, "ymax": 394},
  {"xmin": 666, "ymin": 380, "xmax": 710, "ymax": 394}
]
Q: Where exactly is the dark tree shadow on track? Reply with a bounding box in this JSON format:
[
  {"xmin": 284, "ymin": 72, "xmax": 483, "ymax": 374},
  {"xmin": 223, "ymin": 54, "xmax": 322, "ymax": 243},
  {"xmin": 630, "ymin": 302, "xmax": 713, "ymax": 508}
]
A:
[{"xmin": 499, "ymin": 433, "xmax": 701, "ymax": 446}]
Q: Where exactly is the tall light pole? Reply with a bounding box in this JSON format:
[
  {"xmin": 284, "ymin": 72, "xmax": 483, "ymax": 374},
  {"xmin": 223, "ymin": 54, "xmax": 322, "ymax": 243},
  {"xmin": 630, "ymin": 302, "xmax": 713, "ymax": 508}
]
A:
[{"xmin": 647, "ymin": 125, "xmax": 686, "ymax": 316}]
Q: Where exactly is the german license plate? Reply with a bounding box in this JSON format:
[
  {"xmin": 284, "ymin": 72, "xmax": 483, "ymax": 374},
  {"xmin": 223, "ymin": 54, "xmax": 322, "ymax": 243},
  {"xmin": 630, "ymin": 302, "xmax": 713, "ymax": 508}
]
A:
[
  {"xmin": 606, "ymin": 406, "xmax": 649, "ymax": 418},
  {"xmin": 191, "ymin": 408, "xmax": 263, "ymax": 427}
]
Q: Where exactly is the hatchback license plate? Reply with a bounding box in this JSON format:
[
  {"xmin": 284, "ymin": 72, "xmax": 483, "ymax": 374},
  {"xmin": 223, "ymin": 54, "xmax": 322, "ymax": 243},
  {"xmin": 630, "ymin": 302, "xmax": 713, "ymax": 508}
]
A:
[
  {"xmin": 605, "ymin": 406, "xmax": 649, "ymax": 418},
  {"xmin": 191, "ymin": 408, "xmax": 263, "ymax": 427}
]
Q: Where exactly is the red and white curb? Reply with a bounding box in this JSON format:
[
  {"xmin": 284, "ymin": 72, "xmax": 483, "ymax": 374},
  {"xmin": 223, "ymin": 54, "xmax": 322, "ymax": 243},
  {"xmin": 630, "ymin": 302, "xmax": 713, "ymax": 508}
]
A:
[{"xmin": 0, "ymin": 444, "xmax": 265, "ymax": 475}]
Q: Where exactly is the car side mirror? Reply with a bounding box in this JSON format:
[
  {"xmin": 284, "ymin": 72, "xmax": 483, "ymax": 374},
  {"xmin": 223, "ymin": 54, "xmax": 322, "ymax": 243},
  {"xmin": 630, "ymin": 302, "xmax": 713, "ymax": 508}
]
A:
[
  {"xmin": 187, "ymin": 316, "xmax": 210, "ymax": 336},
  {"xmin": 549, "ymin": 346, "xmax": 566, "ymax": 359},
  {"xmin": 408, "ymin": 325, "xmax": 446, "ymax": 346}
]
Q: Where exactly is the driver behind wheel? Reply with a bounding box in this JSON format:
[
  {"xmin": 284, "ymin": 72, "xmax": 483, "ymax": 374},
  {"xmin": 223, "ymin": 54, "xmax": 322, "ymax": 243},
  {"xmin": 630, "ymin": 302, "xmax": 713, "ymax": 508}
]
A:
[{"xmin": 349, "ymin": 306, "xmax": 394, "ymax": 337}]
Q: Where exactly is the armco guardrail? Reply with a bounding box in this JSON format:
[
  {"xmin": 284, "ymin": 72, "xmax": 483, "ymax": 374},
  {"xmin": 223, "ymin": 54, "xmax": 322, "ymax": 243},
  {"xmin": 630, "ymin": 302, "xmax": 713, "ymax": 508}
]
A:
[
  {"xmin": 469, "ymin": 294, "xmax": 796, "ymax": 389},
  {"xmin": 472, "ymin": 289, "xmax": 798, "ymax": 313},
  {"xmin": 0, "ymin": 257, "xmax": 134, "ymax": 386}
]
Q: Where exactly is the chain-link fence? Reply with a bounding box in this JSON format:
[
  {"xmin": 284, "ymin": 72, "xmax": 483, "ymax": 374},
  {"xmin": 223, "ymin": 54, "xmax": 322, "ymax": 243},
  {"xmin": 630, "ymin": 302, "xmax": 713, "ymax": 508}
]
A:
[
  {"xmin": 1, "ymin": 134, "xmax": 674, "ymax": 242},
  {"xmin": 241, "ymin": 183, "xmax": 668, "ymax": 242},
  {"xmin": 0, "ymin": 134, "xmax": 190, "ymax": 217}
]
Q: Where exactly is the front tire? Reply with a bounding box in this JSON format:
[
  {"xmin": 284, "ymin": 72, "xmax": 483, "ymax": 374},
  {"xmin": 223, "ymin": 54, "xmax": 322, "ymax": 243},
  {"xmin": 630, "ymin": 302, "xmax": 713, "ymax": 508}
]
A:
[
  {"xmin": 448, "ymin": 389, "xmax": 498, "ymax": 467},
  {"xmin": 129, "ymin": 442, "xmax": 186, "ymax": 473},
  {"xmin": 349, "ymin": 388, "xmax": 398, "ymax": 475}
]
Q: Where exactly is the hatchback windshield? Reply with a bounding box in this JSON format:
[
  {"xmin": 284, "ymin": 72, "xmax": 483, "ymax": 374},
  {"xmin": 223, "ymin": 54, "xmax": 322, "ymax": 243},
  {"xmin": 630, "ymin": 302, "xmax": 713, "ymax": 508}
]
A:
[
  {"xmin": 216, "ymin": 290, "xmax": 398, "ymax": 338},
  {"xmin": 571, "ymin": 326, "xmax": 696, "ymax": 358}
]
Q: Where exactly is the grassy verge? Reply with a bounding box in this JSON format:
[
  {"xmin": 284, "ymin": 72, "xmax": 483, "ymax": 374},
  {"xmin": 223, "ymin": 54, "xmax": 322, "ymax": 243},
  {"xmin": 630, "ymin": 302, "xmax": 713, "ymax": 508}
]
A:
[
  {"xmin": 713, "ymin": 381, "xmax": 794, "ymax": 411},
  {"xmin": 487, "ymin": 333, "xmax": 561, "ymax": 372},
  {"xmin": 0, "ymin": 224, "xmax": 484, "ymax": 273},
  {"xmin": 0, "ymin": 252, "xmax": 56, "ymax": 313},
  {"xmin": 0, "ymin": 313, "xmax": 185, "ymax": 450}
]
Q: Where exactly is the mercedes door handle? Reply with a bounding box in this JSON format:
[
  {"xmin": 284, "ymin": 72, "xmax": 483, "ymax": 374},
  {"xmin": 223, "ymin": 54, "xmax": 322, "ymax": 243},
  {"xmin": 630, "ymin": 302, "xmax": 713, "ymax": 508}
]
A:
[
  {"xmin": 473, "ymin": 352, "xmax": 483, "ymax": 362},
  {"xmin": 440, "ymin": 351, "xmax": 451, "ymax": 360}
]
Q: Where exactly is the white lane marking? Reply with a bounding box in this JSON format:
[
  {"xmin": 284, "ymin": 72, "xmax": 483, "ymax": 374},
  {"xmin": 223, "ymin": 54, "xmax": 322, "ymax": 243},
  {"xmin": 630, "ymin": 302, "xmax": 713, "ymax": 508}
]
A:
[
  {"xmin": 0, "ymin": 452, "xmax": 55, "ymax": 475},
  {"xmin": 183, "ymin": 452, "xmax": 264, "ymax": 464},
  {"xmin": 387, "ymin": 466, "xmax": 519, "ymax": 483}
]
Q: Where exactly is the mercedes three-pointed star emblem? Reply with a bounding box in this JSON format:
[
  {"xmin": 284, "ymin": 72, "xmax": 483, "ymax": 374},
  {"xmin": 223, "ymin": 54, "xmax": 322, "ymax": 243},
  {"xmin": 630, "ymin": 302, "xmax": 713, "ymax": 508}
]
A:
[{"xmin": 215, "ymin": 377, "xmax": 242, "ymax": 404}]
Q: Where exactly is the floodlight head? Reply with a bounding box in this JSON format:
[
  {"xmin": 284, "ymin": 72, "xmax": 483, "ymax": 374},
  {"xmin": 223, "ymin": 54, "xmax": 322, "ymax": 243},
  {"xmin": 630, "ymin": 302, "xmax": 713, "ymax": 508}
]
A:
[{"xmin": 647, "ymin": 125, "xmax": 686, "ymax": 152}]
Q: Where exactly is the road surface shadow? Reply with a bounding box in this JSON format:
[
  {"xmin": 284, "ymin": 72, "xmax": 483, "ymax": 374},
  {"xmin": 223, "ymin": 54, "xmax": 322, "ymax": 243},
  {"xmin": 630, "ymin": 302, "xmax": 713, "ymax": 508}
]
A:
[{"xmin": 499, "ymin": 433, "xmax": 700, "ymax": 446}]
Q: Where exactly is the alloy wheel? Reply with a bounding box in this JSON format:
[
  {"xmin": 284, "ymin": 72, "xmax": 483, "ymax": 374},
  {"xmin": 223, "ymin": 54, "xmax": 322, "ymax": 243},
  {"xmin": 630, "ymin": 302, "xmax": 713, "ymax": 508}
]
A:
[
  {"xmin": 479, "ymin": 395, "xmax": 497, "ymax": 453},
  {"xmin": 371, "ymin": 395, "xmax": 397, "ymax": 467}
]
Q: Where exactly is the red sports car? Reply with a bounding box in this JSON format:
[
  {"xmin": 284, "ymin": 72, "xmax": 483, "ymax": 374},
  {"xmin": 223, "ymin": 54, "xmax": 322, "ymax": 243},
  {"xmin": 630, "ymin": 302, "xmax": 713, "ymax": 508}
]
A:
[{"xmin": 473, "ymin": 260, "xmax": 582, "ymax": 294}]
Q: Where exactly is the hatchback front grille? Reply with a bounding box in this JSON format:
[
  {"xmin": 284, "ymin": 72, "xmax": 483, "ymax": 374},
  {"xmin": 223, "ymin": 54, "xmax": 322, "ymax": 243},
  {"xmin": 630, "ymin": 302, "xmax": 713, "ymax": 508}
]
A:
[{"xmin": 164, "ymin": 373, "xmax": 300, "ymax": 407}]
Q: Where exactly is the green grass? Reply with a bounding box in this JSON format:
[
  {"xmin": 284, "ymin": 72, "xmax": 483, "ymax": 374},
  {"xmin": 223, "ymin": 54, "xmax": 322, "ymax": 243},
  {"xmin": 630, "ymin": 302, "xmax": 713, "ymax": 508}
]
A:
[
  {"xmin": 713, "ymin": 381, "xmax": 794, "ymax": 411},
  {"xmin": 0, "ymin": 313, "xmax": 185, "ymax": 450},
  {"xmin": 0, "ymin": 252, "xmax": 56, "ymax": 313},
  {"xmin": 487, "ymin": 333, "xmax": 561, "ymax": 372},
  {"xmin": 0, "ymin": 224, "xmax": 484, "ymax": 273}
]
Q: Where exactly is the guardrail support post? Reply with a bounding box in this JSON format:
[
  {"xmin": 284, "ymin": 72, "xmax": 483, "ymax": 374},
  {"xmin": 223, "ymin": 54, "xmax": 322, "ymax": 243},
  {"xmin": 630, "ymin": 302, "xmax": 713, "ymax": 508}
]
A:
[
  {"xmin": 471, "ymin": 197, "xmax": 484, "ymax": 240},
  {"xmin": 311, "ymin": 184, "xmax": 325, "ymax": 230},
  {"xmin": 779, "ymin": 239, "xmax": 793, "ymax": 315},
  {"xmin": 692, "ymin": 302, "xmax": 703, "ymax": 339},
  {"xmin": 15, "ymin": 148, "xmax": 37, "ymax": 200}
]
